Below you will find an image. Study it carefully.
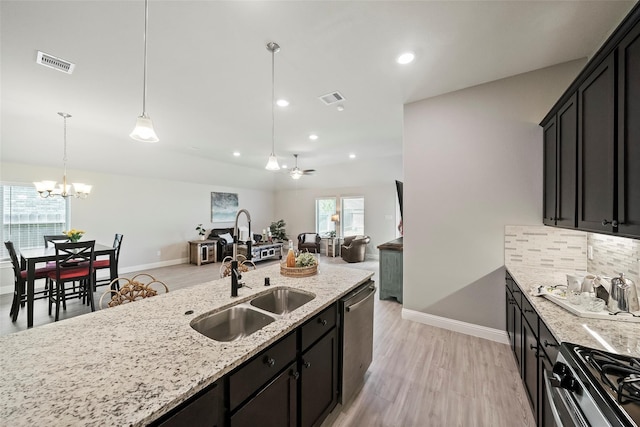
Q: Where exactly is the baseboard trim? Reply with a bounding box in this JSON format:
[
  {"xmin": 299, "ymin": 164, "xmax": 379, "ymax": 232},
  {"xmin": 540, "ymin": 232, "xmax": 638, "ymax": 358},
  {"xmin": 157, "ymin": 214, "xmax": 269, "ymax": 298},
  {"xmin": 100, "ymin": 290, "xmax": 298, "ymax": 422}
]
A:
[{"xmin": 401, "ymin": 308, "xmax": 509, "ymax": 345}]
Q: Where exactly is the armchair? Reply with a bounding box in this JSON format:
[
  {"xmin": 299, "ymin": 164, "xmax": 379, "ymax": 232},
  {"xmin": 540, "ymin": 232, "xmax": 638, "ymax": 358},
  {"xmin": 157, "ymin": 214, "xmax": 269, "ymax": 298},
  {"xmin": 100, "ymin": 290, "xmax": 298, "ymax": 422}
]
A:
[
  {"xmin": 297, "ymin": 232, "xmax": 321, "ymax": 253},
  {"xmin": 207, "ymin": 228, "xmax": 235, "ymax": 261},
  {"xmin": 341, "ymin": 235, "xmax": 371, "ymax": 263}
]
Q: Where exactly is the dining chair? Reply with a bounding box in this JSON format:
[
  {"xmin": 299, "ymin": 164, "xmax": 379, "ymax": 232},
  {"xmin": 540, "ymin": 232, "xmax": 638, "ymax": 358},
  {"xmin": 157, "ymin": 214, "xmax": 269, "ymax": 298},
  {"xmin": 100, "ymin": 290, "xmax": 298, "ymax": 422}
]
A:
[
  {"xmin": 43, "ymin": 234, "xmax": 70, "ymax": 248},
  {"xmin": 93, "ymin": 233, "xmax": 123, "ymax": 289},
  {"xmin": 4, "ymin": 241, "xmax": 52, "ymax": 322},
  {"xmin": 47, "ymin": 240, "xmax": 96, "ymax": 321}
]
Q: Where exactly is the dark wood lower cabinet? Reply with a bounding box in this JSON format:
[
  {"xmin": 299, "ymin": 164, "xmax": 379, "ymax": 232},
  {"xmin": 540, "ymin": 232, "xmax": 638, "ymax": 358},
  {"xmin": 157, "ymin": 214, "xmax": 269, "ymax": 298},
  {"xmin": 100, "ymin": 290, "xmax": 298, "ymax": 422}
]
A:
[
  {"xmin": 150, "ymin": 381, "xmax": 224, "ymax": 427},
  {"xmin": 230, "ymin": 362, "xmax": 298, "ymax": 427},
  {"xmin": 300, "ymin": 328, "xmax": 338, "ymax": 427},
  {"xmin": 506, "ymin": 272, "xmax": 560, "ymax": 427},
  {"xmin": 522, "ymin": 319, "xmax": 539, "ymax": 424}
]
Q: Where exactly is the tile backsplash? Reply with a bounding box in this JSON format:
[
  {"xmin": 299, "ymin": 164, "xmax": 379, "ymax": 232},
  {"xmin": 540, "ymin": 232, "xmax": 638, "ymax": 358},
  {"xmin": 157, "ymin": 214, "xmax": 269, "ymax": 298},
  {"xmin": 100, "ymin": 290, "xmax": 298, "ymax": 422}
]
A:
[
  {"xmin": 505, "ymin": 225, "xmax": 587, "ymax": 271},
  {"xmin": 505, "ymin": 225, "xmax": 640, "ymax": 285}
]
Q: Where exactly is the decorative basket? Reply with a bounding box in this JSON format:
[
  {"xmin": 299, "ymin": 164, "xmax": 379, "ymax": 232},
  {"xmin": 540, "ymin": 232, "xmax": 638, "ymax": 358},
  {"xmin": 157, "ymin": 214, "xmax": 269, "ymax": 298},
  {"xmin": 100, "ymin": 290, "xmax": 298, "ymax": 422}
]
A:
[{"xmin": 280, "ymin": 262, "xmax": 318, "ymax": 278}]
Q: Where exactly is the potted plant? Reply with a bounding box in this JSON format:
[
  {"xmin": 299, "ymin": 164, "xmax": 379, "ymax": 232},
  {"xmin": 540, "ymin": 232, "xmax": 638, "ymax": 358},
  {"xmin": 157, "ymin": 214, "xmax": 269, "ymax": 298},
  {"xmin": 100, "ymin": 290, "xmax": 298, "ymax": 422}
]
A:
[
  {"xmin": 196, "ymin": 224, "xmax": 207, "ymax": 240},
  {"xmin": 269, "ymin": 219, "xmax": 287, "ymax": 242}
]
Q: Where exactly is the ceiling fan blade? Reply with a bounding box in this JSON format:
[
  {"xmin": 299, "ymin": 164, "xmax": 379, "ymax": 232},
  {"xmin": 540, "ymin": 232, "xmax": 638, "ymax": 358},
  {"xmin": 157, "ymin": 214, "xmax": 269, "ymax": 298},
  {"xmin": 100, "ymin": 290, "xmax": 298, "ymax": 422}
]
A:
[{"xmin": 302, "ymin": 169, "xmax": 315, "ymax": 174}]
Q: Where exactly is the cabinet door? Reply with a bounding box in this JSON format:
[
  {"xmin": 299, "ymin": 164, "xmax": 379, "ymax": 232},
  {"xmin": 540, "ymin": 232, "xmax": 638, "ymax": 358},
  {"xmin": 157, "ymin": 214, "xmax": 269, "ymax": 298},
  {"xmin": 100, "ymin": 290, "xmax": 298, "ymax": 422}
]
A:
[
  {"xmin": 578, "ymin": 54, "xmax": 616, "ymax": 232},
  {"xmin": 230, "ymin": 363, "xmax": 298, "ymax": 427},
  {"xmin": 522, "ymin": 319, "xmax": 539, "ymax": 423},
  {"xmin": 556, "ymin": 94, "xmax": 578, "ymax": 228},
  {"xmin": 514, "ymin": 299, "xmax": 522, "ymax": 372},
  {"xmin": 506, "ymin": 289, "xmax": 515, "ymax": 351},
  {"xmin": 543, "ymin": 117, "xmax": 558, "ymax": 225},
  {"xmin": 618, "ymin": 22, "xmax": 640, "ymax": 237},
  {"xmin": 300, "ymin": 328, "xmax": 338, "ymax": 427},
  {"xmin": 152, "ymin": 381, "xmax": 224, "ymax": 427}
]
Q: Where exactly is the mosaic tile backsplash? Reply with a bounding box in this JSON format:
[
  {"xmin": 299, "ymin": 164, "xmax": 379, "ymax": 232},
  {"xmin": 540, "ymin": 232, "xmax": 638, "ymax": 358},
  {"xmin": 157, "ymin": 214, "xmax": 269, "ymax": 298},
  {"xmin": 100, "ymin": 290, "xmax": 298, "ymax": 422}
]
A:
[
  {"xmin": 505, "ymin": 225, "xmax": 587, "ymax": 271},
  {"xmin": 505, "ymin": 225, "xmax": 640, "ymax": 285}
]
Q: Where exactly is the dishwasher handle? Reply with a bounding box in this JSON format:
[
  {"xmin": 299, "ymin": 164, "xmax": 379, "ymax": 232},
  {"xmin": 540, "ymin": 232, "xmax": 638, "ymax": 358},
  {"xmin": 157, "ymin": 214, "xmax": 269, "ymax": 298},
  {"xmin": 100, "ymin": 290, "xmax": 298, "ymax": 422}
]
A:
[{"xmin": 345, "ymin": 285, "xmax": 376, "ymax": 312}]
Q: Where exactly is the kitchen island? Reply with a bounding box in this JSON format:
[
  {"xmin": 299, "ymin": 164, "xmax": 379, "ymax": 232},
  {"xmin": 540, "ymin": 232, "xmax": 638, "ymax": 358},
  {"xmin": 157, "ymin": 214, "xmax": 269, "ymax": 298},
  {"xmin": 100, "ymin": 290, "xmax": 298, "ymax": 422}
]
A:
[
  {"xmin": 0, "ymin": 264, "xmax": 373, "ymax": 426},
  {"xmin": 507, "ymin": 265, "xmax": 640, "ymax": 357}
]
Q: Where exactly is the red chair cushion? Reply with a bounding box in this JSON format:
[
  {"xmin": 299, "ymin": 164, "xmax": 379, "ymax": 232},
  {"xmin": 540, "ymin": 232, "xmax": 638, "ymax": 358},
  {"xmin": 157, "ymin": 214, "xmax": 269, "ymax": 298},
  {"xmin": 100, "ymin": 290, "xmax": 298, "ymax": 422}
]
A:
[
  {"xmin": 47, "ymin": 267, "xmax": 92, "ymax": 281},
  {"xmin": 20, "ymin": 267, "xmax": 52, "ymax": 280},
  {"xmin": 93, "ymin": 259, "xmax": 110, "ymax": 269}
]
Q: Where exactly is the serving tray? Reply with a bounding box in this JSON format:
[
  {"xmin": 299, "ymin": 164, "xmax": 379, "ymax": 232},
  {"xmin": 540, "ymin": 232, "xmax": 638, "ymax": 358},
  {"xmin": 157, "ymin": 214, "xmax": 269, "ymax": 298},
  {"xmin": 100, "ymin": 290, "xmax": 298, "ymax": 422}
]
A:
[{"xmin": 539, "ymin": 288, "xmax": 640, "ymax": 323}]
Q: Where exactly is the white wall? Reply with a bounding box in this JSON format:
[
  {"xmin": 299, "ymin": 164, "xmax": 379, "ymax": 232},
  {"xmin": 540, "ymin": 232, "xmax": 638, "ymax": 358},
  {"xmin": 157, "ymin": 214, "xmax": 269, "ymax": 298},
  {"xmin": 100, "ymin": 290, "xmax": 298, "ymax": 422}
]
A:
[
  {"xmin": 274, "ymin": 179, "xmax": 402, "ymax": 258},
  {"xmin": 403, "ymin": 59, "xmax": 585, "ymax": 330},
  {"xmin": 0, "ymin": 162, "xmax": 275, "ymax": 292}
]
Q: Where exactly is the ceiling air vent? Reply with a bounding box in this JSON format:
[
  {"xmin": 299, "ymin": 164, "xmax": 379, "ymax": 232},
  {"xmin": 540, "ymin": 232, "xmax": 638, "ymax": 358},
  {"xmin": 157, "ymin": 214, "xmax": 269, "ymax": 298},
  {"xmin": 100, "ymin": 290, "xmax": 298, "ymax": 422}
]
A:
[
  {"xmin": 318, "ymin": 91, "xmax": 345, "ymax": 105},
  {"xmin": 36, "ymin": 51, "xmax": 75, "ymax": 74}
]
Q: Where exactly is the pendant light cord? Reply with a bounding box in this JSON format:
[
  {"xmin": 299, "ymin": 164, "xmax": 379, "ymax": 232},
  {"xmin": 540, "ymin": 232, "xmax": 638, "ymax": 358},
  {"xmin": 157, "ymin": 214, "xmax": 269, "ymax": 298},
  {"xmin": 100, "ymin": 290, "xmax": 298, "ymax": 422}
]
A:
[
  {"xmin": 271, "ymin": 46, "xmax": 275, "ymax": 154},
  {"xmin": 142, "ymin": 0, "xmax": 149, "ymax": 116}
]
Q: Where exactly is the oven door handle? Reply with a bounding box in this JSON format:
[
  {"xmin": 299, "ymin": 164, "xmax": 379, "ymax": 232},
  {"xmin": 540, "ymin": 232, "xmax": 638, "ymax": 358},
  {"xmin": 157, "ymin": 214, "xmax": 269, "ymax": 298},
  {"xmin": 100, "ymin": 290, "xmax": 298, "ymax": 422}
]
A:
[
  {"xmin": 543, "ymin": 369, "xmax": 590, "ymax": 427},
  {"xmin": 543, "ymin": 369, "xmax": 567, "ymax": 427}
]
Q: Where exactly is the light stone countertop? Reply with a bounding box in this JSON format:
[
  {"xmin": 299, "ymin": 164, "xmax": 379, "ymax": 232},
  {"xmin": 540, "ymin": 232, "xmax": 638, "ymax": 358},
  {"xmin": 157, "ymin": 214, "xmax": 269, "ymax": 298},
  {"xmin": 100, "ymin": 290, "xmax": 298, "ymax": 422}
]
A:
[
  {"xmin": 0, "ymin": 264, "xmax": 373, "ymax": 426},
  {"xmin": 506, "ymin": 265, "xmax": 640, "ymax": 358}
]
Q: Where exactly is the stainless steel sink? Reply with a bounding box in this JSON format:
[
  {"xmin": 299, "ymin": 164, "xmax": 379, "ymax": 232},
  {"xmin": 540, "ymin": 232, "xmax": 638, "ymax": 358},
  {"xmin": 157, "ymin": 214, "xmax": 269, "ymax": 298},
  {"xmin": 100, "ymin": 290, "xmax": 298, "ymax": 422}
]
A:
[
  {"xmin": 191, "ymin": 306, "xmax": 275, "ymax": 342},
  {"xmin": 250, "ymin": 288, "xmax": 315, "ymax": 315}
]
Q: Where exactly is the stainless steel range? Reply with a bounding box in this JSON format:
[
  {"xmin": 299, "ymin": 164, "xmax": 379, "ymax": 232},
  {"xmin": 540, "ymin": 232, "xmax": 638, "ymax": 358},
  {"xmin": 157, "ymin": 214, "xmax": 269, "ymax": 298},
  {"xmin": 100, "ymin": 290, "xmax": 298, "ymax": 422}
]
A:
[{"xmin": 547, "ymin": 342, "xmax": 639, "ymax": 426}]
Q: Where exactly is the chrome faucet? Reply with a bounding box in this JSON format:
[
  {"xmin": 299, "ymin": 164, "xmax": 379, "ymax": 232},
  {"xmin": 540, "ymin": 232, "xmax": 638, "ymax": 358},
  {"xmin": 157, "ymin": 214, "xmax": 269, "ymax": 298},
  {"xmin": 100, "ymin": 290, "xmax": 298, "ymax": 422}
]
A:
[{"xmin": 231, "ymin": 208, "xmax": 252, "ymax": 297}]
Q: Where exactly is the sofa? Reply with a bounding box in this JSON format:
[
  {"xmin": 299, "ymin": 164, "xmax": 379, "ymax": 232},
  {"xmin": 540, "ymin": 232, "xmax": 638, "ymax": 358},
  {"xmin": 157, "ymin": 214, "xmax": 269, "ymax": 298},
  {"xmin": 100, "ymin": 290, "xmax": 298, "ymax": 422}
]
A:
[
  {"xmin": 341, "ymin": 235, "xmax": 371, "ymax": 263},
  {"xmin": 297, "ymin": 232, "xmax": 321, "ymax": 253}
]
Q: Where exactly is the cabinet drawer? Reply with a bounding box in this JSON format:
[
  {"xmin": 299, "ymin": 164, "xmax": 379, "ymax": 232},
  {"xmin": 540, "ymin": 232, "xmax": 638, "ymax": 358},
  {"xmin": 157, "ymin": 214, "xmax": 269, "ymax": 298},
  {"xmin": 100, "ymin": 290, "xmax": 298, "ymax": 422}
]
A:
[
  {"xmin": 301, "ymin": 304, "xmax": 337, "ymax": 351},
  {"xmin": 229, "ymin": 331, "xmax": 296, "ymax": 411},
  {"xmin": 539, "ymin": 320, "xmax": 560, "ymax": 362},
  {"xmin": 521, "ymin": 297, "xmax": 538, "ymax": 336}
]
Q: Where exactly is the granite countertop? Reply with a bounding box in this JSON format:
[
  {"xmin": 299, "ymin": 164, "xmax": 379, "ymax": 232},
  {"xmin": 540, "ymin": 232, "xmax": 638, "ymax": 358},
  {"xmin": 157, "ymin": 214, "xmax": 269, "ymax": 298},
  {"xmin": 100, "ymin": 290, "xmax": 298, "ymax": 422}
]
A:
[
  {"xmin": 0, "ymin": 264, "xmax": 373, "ymax": 426},
  {"xmin": 506, "ymin": 265, "xmax": 640, "ymax": 357}
]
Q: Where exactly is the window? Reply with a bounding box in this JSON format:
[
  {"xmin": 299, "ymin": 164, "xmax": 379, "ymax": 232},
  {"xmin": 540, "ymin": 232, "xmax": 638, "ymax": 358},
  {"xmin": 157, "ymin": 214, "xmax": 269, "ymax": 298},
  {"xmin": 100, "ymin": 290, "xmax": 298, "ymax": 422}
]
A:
[
  {"xmin": 315, "ymin": 197, "xmax": 337, "ymax": 235},
  {"xmin": 341, "ymin": 197, "xmax": 364, "ymax": 236},
  {"xmin": 1, "ymin": 184, "xmax": 69, "ymax": 260}
]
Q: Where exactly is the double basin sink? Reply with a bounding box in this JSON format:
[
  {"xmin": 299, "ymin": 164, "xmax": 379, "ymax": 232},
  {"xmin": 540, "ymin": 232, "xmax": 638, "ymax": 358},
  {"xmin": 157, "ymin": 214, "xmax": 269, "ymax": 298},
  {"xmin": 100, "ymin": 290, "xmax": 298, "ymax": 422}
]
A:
[{"xmin": 191, "ymin": 288, "xmax": 315, "ymax": 342}]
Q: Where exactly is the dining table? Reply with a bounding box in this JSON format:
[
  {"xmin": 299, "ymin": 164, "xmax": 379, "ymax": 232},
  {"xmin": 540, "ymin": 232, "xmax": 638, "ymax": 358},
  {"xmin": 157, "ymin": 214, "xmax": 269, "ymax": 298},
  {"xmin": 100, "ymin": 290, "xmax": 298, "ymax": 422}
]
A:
[{"xmin": 19, "ymin": 243, "xmax": 117, "ymax": 328}]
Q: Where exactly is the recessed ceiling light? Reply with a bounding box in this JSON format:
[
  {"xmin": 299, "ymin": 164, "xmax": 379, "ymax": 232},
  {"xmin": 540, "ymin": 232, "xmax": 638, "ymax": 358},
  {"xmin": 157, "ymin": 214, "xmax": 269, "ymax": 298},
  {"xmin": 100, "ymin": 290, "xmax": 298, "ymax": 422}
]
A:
[
  {"xmin": 397, "ymin": 52, "xmax": 415, "ymax": 65},
  {"xmin": 309, "ymin": 134, "xmax": 318, "ymax": 141},
  {"xmin": 349, "ymin": 153, "xmax": 356, "ymax": 159},
  {"xmin": 233, "ymin": 151, "xmax": 240, "ymax": 157},
  {"xmin": 281, "ymin": 164, "xmax": 288, "ymax": 169},
  {"xmin": 276, "ymin": 99, "xmax": 289, "ymax": 107},
  {"xmin": 337, "ymin": 105, "xmax": 345, "ymax": 112}
]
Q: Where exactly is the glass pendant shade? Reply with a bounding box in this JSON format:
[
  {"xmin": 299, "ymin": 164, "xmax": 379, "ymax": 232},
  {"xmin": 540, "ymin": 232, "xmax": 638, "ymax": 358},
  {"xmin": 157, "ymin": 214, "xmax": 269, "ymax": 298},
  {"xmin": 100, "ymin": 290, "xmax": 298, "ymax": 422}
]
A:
[
  {"xmin": 290, "ymin": 169, "xmax": 303, "ymax": 180},
  {"xmin": 130, "ymin": 115, "xmax": 159, "ymax": 143},
  {"xmin": 265, "ymin": 153, "xmax": 280, "ymax": 171}
]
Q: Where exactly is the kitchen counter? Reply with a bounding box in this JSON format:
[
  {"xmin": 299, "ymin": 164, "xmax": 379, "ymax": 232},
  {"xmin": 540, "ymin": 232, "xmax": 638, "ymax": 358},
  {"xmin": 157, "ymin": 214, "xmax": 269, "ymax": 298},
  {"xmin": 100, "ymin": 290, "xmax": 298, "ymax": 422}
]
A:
[
  {"xmin": 0, "ymin": 264, "xmax": 373, "ymax": 426},
  {"xmin": 506, "ymin": 265, "xmax": 640, "ymax": 357}
]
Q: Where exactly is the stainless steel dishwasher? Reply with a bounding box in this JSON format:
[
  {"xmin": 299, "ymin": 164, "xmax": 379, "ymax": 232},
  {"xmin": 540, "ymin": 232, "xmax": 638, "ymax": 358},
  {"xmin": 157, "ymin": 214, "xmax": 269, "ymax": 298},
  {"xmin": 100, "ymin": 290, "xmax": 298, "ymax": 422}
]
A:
[{"xmin": 339, "ymin": 279, "xmax": 376, "ymax": 405}]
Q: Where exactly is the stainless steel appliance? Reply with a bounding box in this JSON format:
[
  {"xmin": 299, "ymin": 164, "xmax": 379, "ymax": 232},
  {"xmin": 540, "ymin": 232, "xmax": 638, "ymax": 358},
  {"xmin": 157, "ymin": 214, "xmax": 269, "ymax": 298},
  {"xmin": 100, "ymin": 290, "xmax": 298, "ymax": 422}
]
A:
[
  {"xmin": 546, "ymin": 342, "xmax": 639, "ymax": 426},
  {"xmin": 339, "ymin": 280, "xmax": 376, "ymax": 405}
]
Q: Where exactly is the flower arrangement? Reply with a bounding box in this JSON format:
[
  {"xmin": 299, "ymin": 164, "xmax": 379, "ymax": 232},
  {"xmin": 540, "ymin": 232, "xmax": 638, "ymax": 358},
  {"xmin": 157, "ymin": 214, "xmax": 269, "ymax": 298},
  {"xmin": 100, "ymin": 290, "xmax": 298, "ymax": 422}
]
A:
[
  {"xmin": 63, "ymin": 229, "xmax": 85, "ymax": 242},
  {"xmin": 295, "ymin": 252, "xmax": 317, "ymax": 268}
]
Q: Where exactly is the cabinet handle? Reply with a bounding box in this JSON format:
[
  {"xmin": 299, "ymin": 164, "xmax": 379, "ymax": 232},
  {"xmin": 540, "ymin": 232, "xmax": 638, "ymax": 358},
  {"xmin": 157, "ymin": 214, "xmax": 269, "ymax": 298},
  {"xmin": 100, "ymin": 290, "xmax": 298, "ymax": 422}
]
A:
[
  {"xmin": 264, "ymin": 356, "xmax": 276, "ymax": 367},
  {"xmin": 524, "ymin": 308, "xmax": 534, "ymax": 314},
  {"xmin": 513, "ymin": 289, "xmax": 521, "ymax": 294},
  {"xmin": 303, "ymin": 361, "xmax": 311, "ymax": 369},
  {"xmin": 290, "ymin": 370, "xmax": 300, "ymax": 380},
  {"xmin": 601, "ymin": 219, "xmax": 619, "ymax": 227},
  {"xmin": 530, "ymin": 344, "xmax": 538, "ymax": 351},
  {"xmin": 543, "ymin": 340, "xmax": 558, "ymax": 348},
  {"xmin": 318, "ymin": 318, "xmax": 328, "ymax": 326}
]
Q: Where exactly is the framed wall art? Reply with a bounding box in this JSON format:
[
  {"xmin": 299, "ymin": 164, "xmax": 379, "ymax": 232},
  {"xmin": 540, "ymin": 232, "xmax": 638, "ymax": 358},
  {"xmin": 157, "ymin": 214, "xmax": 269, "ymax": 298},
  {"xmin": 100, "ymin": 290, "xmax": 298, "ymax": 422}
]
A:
[{"xmin": 211, "ymin": 192, "xmax": 238, "ymax": 223}]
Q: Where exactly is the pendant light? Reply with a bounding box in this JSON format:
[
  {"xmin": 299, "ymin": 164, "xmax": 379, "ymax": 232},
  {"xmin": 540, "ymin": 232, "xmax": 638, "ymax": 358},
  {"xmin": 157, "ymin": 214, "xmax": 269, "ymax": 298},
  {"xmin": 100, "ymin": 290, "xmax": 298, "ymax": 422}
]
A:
[
  {"xmin": 130, "ymin": 0, "xmax": 159, "ymax": 143},
  {"xmin": 34, "ymin": 113, "xmax": 92, "ymax": 199},
  {"xmin": 265, "ymin": 42, "xmax": 280, "ymax": 171}
]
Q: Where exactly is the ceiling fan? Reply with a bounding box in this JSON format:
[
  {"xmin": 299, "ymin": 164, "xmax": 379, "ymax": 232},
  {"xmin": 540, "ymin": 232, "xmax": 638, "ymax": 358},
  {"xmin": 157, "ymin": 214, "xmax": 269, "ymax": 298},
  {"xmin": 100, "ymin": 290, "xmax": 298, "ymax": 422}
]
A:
[{"xmin": 289, "ymin": 154, "xmax": 315, "ymax": 180}]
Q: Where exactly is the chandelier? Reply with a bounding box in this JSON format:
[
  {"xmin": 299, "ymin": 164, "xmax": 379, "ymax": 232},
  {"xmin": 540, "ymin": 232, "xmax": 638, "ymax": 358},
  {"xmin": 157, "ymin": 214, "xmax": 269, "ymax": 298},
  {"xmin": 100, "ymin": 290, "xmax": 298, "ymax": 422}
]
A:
[{"xmin": 34, "ymin": 112, "xmax": 92, "ymax": 199}]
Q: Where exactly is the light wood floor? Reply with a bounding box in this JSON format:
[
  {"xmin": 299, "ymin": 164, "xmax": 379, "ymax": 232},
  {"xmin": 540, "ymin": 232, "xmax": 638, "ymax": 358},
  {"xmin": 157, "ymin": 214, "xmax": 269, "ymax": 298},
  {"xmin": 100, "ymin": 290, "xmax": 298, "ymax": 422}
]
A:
[{"xmin": 1, "ymin": 257, "xmax": 534, "ymax": 426}]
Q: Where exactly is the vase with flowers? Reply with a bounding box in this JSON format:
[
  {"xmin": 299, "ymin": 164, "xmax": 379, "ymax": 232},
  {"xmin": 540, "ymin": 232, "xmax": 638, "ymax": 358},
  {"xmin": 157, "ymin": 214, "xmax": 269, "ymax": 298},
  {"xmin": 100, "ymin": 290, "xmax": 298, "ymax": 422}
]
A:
[{"xmin": 63, "ymin": 229, "xmax": 85, "ymax": 243}]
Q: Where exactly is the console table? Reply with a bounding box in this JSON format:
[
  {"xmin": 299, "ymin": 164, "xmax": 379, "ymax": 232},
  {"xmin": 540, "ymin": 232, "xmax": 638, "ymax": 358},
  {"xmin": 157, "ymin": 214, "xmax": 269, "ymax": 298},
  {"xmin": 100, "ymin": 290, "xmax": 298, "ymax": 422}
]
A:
[
  {"xmin": 250, "ymin": 242, "xmax": 283, "ymax": 262},
  {"xmin": 377, "ymin": 237, "xmax": 403, "ymax": 303},
  {"xmin": 321, "ymin": 237, "xmax": 340, "ymax": 257}
]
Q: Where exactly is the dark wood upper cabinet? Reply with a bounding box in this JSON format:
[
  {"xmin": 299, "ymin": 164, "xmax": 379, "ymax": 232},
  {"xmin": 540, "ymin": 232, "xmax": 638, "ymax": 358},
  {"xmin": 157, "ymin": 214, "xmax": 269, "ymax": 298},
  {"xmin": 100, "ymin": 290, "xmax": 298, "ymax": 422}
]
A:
[
  {"xmin": 542, "ymin": 117, "xmax": 557, "ymax": 225},
  {"xmin": 618, "ymin": 22, "xmax": 640, "ymax": 237},
  {"xmin": 556, "ymin": 94, "xmax": 578, "ymax": 228},
  {"xmin": 577, "ymin": 53, "xmax": 616, "ymax": 233}
]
